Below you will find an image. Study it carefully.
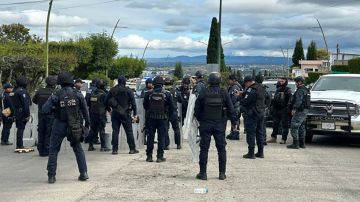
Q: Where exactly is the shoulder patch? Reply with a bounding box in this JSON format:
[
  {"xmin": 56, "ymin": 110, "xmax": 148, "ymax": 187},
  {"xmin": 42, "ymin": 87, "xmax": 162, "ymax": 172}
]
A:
[
  {"xmin": 23, "ymin": 94, "xmax": 26, "ymax": 98},
  {"xmin": 247, "ymin": 88, "xmax": 252, "ymax": 92}
]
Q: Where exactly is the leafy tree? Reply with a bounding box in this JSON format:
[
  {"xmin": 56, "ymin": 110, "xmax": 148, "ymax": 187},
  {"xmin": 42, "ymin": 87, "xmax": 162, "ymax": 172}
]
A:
[
  {"xmin": 316, "ymin": 49, "xmax": 330, "ymax": 60},
  {"xmin": 0, "ymin": 23, "xmax": 41, "ymax": 44},
  {"xmin": 87, "ymin": 33, "xmax": 118, "ymax": 73},
  {"xmin": 252, "ymin": 69, "xmax": 256, "ymax": 78},
  {"xmin": 264, "ymin": 70, "xmax": 269, "ymax": 77},
  {"xmin": 109, "ymin": 56, "xmax": 146, "ymax": 79},
  {"xmin": 174, "ymin": 62, "xmax": 183, "ymax": 79},
  {"xmin": 236, "ymin": 70, "xmax": 243, "ymax": 82},
  {"xmin": 306, "ymin": 41, "xmax": 317, "ymax": 60},
  {"xmin": 292, "ymin": 38, "xmax": 305, "ymax": 66}
]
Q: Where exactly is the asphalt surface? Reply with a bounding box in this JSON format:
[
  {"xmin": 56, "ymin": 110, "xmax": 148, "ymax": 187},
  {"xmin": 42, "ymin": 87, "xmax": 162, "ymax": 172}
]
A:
[{"xmin": 0, "ymin": 122, "xmax": 359, "ymax": 202}]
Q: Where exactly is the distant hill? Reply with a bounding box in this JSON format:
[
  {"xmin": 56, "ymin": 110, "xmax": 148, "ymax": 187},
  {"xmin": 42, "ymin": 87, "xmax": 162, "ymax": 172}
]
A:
[{"xmin": 146, "ymin": 55, "xmax": 288, "ymax": 66}]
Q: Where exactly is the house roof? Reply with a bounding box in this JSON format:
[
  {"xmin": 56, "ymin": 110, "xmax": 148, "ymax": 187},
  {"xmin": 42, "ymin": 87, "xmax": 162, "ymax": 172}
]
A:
[{"xmin": 299, "ymin": 60, "xmax": 323, "ymax": 65}]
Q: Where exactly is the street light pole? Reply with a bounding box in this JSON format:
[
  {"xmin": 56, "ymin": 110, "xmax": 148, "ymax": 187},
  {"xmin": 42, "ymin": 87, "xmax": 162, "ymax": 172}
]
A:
[
  {"xmin": 111, "ymin": 19, "xmax": 120, "ymax": 40},
  {"xmin": 141, "ymin": 41, "xmax": 150, "ymax": 60},
  {"xmin": 218, "ymin": 0, "xmax": 222, "ymax": 71},
  {"xmin": 45, "ymin": 0, "xmax": 53, "ymax": 77}
]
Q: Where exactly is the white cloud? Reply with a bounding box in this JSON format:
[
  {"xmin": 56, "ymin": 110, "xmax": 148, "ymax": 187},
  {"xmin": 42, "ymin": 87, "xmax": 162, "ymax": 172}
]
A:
[{"xmin": 0, "ymin": 10, "xmax": 88, "ymax": 27}]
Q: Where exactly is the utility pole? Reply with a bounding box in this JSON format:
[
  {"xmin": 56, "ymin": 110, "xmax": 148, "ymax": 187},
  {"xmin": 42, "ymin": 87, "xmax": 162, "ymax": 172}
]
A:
[
  {"xmin": 218, "ymin": 0, "xmax": 222, "ymax": 72},
  {"xmin": 45, "ymin": 0, "xmax": 53, "ymax": 77},
  {"xmin": 280, "ymin": 47, "xmax": 286, "ymax": 77},
  {"xmin": 108, "ymin": 19, "xmax": 127, "ymax": 76},
  {"xmin": 316, "ymin": 19, "xmax": 329, "ymax": 57}
]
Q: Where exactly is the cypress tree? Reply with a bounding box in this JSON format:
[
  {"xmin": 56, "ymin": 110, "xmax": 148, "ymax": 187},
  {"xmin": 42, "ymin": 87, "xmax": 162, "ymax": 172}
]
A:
[
  {"xmin": 207, "ymin": 17, "xmax": 226, "ymax": 71},
  {"xmin": 306, "ymin": 41, "xmax": 317, "ymax": 60},
  {"xmin": 292, "ymin": 38, "xmax": 305, "ymax": 66}
]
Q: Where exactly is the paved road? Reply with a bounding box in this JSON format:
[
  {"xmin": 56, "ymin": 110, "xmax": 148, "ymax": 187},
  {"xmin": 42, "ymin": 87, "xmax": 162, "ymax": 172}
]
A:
[{"xmin": 0, "ymin": 124, "xmax": 359, "ymax": 202}]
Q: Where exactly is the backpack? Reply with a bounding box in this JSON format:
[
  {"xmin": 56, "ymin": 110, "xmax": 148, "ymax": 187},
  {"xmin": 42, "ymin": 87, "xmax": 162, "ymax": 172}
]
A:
[{"xmin": 149, "ymin": 91, "xmax": 166, "ymax": 115}]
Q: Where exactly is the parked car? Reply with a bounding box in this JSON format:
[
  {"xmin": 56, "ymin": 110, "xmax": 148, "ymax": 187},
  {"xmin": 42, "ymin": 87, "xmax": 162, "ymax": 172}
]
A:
[{"xmin": 306, "ymin": 74, "xmax": 360, "ymax": 142}]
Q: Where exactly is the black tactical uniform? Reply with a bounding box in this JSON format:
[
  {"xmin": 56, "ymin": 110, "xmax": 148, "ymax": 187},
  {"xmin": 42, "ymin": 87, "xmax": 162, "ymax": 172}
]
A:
[
  {"xmin": 85, "ymin": 78, "xmax": 100, "ymax": 144},
  {"xmin": 240, "ymin": 76, "xmax": 266, "ymax": 159},
  {"xmin": 194, "ymin": 73, "xmax": 237, "ymax": 180},
  {"xmin": 193, "ymin": 71, "xmax": 206, "ymax": 96},
  {"xmin": 87, "ymin": 80, "xmax": 110, "ymax": 152},
  {"xmin": 164, "ymin": 82, "xmax": 181, "ymax": 150},
  {"xmin": 143, "ymin": 76, "xmax": 175, "ymax": 163},
  {"xmin": 226, "ymin": 75, "xmax": 242, "ymax": 140},
  {"xmin": 43, "ymin": 72, "xmax": 90, "ymax": 184},
  {"xmin": 1, "ymin": 83, "xmax": 15, "ymax": 145},
  {"xmin": 177, "ymin": 77, "xmax": 191, "ymax": 125},
  {"xmin": 32, "ymin": 76, "xmax": 57, "ymax": 156},
  {"xmin": 140, "ymin": 78, "xmax": 154, "ymax": 145},
  {"xmin": 269, "ymin": 78, "xmax": 292, "ymax": 144},
  {"xmin": 105, "ymin": 76, "xmax": 138, "ymax": 155},
  {"xmin": 12, "ymin": 76, "xmax": 31, "ymax": 149}
]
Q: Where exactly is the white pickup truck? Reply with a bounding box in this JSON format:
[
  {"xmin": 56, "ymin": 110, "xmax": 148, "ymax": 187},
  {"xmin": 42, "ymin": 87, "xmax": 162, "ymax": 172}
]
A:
[{"xmin": 306, "ymin": 74, "xmax": 360, "ymax": 142}]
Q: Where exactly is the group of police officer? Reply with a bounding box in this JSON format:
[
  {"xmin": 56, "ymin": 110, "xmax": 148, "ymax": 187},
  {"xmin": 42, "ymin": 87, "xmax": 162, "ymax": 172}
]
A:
[{"xmin": 0, "ymin": 70, "xmax": 309, "ymax": 183}]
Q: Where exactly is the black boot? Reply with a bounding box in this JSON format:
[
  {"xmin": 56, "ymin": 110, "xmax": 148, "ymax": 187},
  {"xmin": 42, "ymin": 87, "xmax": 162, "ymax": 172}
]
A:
[
  {"xmin": 243, "ymin": 148, "xmax": 255, "ymax": 159},
  {"xmin": 177, "ymin": 144, "xmax": 182, "ymax": 150},
  {"xmin": 112, "ymin": 146, "xmax": 118, "ymax": 155},
  {"xmin": 287, "ymin": 140, "xmax": 300, "ymax": 149},
  {"xmin": 156, "ymin": 157, "xmax": 166, "ymax": 163},
  {"xmin": 78, "ymin": 172, "xmax": 89, "ymax": 181},
  {"xmin": 1, "ymin": 141, "xmax": 13, "ymax": 145},
  {"xmin": 255, "ymin": 148, "xmax": 264, "ymax": 158},
  {"xmin": 88, "ymin": 144, "xmax": 96, "ymax": 151},
  {"xmin": 48, "ymin": 176, "xmax": 56, "ymax": 184},
  {"xmin": 299, "ymin": 141, "xmax": 306, "ymax": 149},
  {"xmin": 146, "ymin": 155, "xmax": 153, "ymax": 162},
  {"xmin": 129, "ymin": 149, "xmax": 139, "ymax": 154},
  {"xmin": 219, "ymin": 172, "xmax": 226, "ymax": 180},
  {"xmin": 196, "ymin": 172, "xmax": 207, "ymax": 180}
]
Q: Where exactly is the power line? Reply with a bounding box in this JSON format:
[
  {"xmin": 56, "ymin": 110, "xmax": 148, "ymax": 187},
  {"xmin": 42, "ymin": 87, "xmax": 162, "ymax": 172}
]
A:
[
  {"xmin": 56, "ymin": 0, "xmax": 121, "ymax": 10},
  {"xmin": 0, "ymin": 0, "xmax": 48, "ymax": 6}
]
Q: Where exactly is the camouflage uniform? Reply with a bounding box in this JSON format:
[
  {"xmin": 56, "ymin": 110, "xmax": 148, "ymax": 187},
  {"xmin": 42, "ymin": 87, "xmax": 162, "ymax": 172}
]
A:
[{"xmin": 289, "ymin": 85, "xmax": 309, "ymax": 148}]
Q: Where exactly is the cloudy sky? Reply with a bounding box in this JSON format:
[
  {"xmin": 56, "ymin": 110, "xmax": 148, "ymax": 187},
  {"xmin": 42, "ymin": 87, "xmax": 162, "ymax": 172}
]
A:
[{"xmin": 0, "ymin": 0, "xmax": 359, "ymax": 58}]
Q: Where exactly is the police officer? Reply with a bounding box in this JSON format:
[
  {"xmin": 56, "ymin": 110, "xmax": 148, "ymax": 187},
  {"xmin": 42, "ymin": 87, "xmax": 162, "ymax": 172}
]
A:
[
  {"xmin": 226, "ymin": 74, "xmax": 242, "ymax": 140},
  {"xmin": 164, "ymin": 79, "xmax": 181, "ymax": 150},
  {"xmin": 268, "ymin": 77, "xmax": 292, "ymax": 144},
  {"xmin": 74, "ymin": 79, "xmax": 84, "ymax": 92},
  {"xmin": 143, "ymin": 76, "xmax": 174, "ymax": 163},
  {"xmin": 43, "ymin": 72, "xmax": 90, "ymax": 183},
  {"xmin": 194, "ymin": 72, "xmax": 237, "ymax": 180},
  {"xmin": 140, "ymin": 78, "xmax": 154, "ymax": 98},
  {"xmin": 32, "ymin": 76, "xmax": 57, "ymax": 156},
  {"xmin": 1, "ymin": 83, "xmax": 15, "ymax": 145},
  {"xmin": 85, "ymin": 78, "xmax": 100, "ymax": 144},
  {"xmin": 105, "ymin": 76, "xmax": 139, "ymax": 155},
  {"xmin": 288, "ymin": 76, "xmax": 310, "ymax": 149},
  {"xmin": 141, "ymin": 78, "xmax": 154, "ymax": 145},
  {"xmin": 177, "ymin": 76, "xmax": 191, "ymax": 124},
  {"xmin": 239, "ymin": 75, "xmax": 266, "ymax": 159},
  {"xmin": 87, "ymin": 79, "xmax": 110, "ymax": 152},
  {"xmin": 12, "ymin": 76, "xmax": 31, "ymax": 149},
  {"xmin": 193, "ymin": 71, "xmax": 206, "ymax": 96},
  {"xmin": 255, "ymin": 74, "xmax": 271, "ymax": 145}
]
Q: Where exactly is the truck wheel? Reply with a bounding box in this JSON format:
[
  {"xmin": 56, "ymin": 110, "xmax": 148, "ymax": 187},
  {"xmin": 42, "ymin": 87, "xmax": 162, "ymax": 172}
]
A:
[{"xmin": 305, "ymin": 130, "xmax": 314, "ymax": 143}]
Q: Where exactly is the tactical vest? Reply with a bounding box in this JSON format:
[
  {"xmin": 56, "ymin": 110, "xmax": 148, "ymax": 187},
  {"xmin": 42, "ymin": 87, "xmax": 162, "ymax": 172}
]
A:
[
  {"xmin": 273, "ymin": 87, "xmax": 290, "ymax": 108},
  {"xmin": 300, "ymin": 86, "xmax": 311, "ymax": 109},
  {"xmin": 253, "ymin": 84, "xmax": 266, "ymax": 113},
  {"xmin": 37, "ymin": 88, "xmax": 54, "ymax": 109},
  {"xmin": 110, "ymin": 85, "xmax": 130, "ymax": 115},
  {"xmin": 54, "ymin": 89, "xmax": 80, "ymax": 121},
  {"xmin": 203, "ymin": 89, "xmax": 224, "ymax": 120},
  {"xmin": 90, "ymin": 89, "xmax": 106, "ymax": 115},
  {"xmin": 148, "ymin": 90, "xmax": 167, "ymax": 119}
]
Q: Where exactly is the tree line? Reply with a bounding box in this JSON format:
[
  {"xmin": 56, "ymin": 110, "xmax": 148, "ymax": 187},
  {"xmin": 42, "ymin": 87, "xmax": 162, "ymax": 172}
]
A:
[{"xmin": 0, "ymin": 23, "xmax": 145, "ymax": 93}]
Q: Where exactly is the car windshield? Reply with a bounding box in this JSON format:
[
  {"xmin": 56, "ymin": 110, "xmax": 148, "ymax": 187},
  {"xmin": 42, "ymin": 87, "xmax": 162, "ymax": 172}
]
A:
[{"xmin": 312, "ymin": 77, "xmax": 360, "ymax": 92}]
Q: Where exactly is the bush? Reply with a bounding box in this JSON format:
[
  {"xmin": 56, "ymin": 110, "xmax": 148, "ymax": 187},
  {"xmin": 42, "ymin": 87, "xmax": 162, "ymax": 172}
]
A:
[
  {"xmin": 306, "ymin": 72, "xmax": 324, "ymax": 84},
  {"xmin": 331, "ymin": 65, "xmax": 349, "ymax": 72},
  {"xmin": 87, "ymin": 72, "xmax": 113, "ymax": 88},
  {"xmin": 348, "ymin": 57, "xmax": 360, "ymax": 74}
]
